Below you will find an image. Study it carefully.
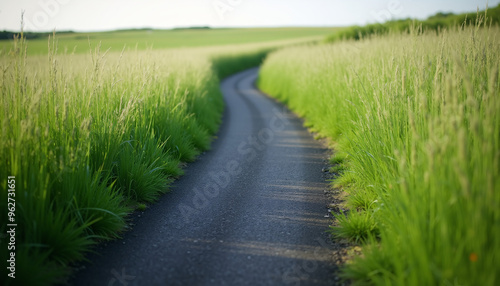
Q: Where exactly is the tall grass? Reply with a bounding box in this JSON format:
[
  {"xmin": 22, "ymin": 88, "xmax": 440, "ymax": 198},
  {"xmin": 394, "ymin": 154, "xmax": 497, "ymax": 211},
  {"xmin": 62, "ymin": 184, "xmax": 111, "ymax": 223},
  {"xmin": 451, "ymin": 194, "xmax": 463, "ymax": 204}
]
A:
[
  {"xmin": 259, "ymin": 21, "xmax": 500, "ymax": 285},
  {"xmin": 0, "ymin": 32, "xmax": 309, "ymax": 285}
]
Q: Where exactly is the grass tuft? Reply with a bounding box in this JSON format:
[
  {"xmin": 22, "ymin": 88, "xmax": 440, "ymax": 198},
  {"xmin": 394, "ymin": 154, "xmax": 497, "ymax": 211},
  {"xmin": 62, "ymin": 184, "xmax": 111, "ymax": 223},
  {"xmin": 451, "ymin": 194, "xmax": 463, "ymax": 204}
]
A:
[{"xmin": 331, "ymin": 210, "xmax": 379, "ymax": 243}]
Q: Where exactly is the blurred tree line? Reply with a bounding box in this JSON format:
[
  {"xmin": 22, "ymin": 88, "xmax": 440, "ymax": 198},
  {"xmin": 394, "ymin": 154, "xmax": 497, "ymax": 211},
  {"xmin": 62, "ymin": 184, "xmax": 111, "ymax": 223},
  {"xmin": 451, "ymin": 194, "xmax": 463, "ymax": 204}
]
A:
[{"xmin": 326, "ymin": 4, "xmax": 500, "ymax": 42}]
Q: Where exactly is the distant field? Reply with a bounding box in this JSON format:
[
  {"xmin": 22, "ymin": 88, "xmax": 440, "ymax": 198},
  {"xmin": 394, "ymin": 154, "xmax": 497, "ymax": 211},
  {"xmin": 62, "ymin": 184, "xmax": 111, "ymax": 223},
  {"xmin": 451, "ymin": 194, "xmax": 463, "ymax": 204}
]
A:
[{"xmin": 0, "ymin": 27, "xmax": 337, "ymax": 55}]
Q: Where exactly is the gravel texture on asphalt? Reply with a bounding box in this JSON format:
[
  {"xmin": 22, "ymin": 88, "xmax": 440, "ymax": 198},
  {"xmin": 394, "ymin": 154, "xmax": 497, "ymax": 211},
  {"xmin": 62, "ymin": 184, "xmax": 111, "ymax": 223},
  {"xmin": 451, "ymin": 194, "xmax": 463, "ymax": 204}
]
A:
[{"xmin": 71, "ymin": 68, "xmax": 337, "ymax": 286}]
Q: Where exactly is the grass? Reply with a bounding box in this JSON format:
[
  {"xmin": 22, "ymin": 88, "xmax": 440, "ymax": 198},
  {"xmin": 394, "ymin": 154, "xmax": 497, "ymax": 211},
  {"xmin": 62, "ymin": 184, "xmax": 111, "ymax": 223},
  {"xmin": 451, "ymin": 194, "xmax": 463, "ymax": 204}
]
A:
[
  {"xmin": 0, "ymin": 27, "xmax": 337, "ymax": 56},
  {"xmin": 258, "ymin": 15, "xmax": 500, "ymax": 286},
  {"xmin": 331, "ymin": 210, "xmax": 379, "ymax": 244},
  {"xmin": 0, "ymin": 29, "xmax": 318, "ymax": 285},
  {"xmin": 326, "ymin": 4, "xmax": 500, "ymax": 43}
]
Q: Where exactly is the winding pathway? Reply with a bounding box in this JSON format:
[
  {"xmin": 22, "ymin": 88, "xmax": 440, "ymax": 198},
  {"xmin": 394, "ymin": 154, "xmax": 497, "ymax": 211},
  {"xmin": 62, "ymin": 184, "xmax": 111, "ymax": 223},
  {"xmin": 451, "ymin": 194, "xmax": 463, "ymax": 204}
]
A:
[{"xmin": 71, "ymin": 68, "xmax": 336, "ymax": 286}]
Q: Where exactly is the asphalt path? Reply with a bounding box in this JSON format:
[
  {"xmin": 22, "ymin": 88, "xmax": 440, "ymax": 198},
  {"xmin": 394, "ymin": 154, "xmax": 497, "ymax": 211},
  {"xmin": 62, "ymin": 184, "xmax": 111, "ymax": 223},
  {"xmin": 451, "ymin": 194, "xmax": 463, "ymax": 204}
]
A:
[{"xmin": 71, "ymin": 68, "xmax": 336, "ymax": 286}]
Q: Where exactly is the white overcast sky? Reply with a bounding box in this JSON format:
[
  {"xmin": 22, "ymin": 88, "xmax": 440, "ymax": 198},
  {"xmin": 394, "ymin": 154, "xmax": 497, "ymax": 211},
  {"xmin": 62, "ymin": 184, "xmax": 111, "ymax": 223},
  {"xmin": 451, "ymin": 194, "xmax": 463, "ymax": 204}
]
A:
[{"xmin": 0, "ymin": 0, "xmax": 498, "ymax": 32}]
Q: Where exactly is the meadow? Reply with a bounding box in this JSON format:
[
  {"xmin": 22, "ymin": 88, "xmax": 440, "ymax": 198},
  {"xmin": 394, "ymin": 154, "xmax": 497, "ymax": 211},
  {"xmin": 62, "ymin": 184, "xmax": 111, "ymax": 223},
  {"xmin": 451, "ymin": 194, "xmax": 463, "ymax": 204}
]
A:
[
  {"xmin": 0, "ymin": 27, "xmax": 336, "ymax": 56},
  {"xmin": 1, "ymin": 7, "xmax": 499, "ymax": 285},
  {"xmin": 259, "ymin": 18, "xmax": 499, "ymax": 285},
  {"xmin": 0, "ymin": 28, "xmax": 327, "ymax": 285}
]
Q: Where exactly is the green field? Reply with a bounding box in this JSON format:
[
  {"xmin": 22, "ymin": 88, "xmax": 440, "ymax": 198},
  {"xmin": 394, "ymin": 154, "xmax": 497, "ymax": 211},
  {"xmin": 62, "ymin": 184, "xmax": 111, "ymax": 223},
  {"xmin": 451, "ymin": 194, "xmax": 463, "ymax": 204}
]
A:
[
  {"xmin": 1, "ymin": 8, "xmax": 499, "ymax": 286},
  {"xmin": 0, "ymin": 27, "xmax": 336, "ymax": 55},
  {"xmin": 259, "ymin": 18, "xmax": 499, "ymax": 286},
  {"xmin": 0, "ymin": 28, "xmax": 328, "ymax": 285}
]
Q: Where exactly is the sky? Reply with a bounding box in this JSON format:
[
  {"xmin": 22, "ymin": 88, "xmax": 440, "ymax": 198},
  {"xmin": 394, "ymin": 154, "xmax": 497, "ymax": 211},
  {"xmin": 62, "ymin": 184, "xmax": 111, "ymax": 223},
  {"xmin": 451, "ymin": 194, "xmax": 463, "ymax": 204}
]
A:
[{"xmin": 0, "ymin": 0, "xmax": 498, "ymax": 32}]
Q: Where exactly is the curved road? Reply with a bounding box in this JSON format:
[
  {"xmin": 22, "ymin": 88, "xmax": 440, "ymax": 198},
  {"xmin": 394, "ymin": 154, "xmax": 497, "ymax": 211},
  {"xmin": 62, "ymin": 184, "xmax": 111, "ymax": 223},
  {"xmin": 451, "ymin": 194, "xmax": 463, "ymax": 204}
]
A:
[{"xmin": 72, "ymin": 68, "xmax": 336, "ymax": 286}]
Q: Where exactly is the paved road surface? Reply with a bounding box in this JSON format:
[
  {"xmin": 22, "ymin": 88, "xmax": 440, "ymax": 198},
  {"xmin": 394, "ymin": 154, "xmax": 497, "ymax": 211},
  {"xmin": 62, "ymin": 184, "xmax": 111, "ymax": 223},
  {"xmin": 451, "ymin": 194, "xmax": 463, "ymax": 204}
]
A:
[{"xmin": 71, "ymin": 68, "xmax": 336, "ymax": 286}]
